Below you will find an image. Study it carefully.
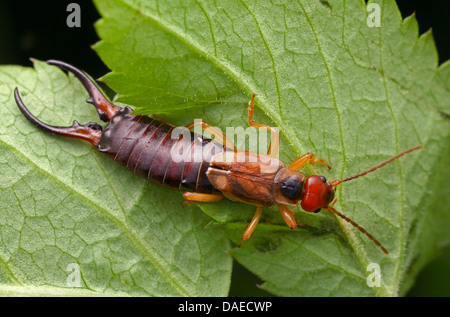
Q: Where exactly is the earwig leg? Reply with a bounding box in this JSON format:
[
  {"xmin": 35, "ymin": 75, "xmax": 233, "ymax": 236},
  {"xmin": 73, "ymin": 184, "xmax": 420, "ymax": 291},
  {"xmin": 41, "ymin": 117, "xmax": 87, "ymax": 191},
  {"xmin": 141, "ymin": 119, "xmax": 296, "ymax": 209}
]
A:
[
  {"xmin": 46, "ymin": 60, "xmax": 121, "ymax": 122},
  {"xmin": 288, "ymin": 152, "xmax": 332, "ymax": 171},
  {"xmin": 248, "ymin": 94, "xmax": 280, "ymax": 158},
  {"xmin": 238, "ymin": 206, "xmax": 262, "ymax": 247},
  {"xmin": 14, "ymin": 88, "xmax": 103, "ymax": 146},
  {"xmin": 278, "ymin": 204, "xmax": 307, "ymax": 230},
  {"xmin": 181, "ymin": 192, "xmax": 224, "ymax": 206},
  {"xmin": 185, "ymin": 121, "xmax": 236, "ymax": 151}
]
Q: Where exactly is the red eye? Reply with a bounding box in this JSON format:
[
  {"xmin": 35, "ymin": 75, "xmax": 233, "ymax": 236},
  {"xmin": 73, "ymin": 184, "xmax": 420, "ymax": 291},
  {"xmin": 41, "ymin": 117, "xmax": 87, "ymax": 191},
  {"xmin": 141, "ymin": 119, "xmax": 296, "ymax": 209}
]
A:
[{"xmin": 301, "ymin": 175, "xmax": 334, "ymax": 212}]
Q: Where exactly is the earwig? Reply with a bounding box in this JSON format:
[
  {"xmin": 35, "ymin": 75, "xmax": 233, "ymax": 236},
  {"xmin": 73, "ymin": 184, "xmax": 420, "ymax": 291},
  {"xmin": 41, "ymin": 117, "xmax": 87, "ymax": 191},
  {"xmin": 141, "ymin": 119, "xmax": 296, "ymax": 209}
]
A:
[{"xmin": 14, "ymin": 60, "xmax": 423, "ymax": 254}]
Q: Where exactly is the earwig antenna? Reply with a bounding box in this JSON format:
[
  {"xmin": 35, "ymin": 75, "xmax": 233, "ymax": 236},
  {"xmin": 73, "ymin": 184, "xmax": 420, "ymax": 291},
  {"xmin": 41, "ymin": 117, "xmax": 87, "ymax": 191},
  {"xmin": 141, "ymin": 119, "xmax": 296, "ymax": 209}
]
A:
[
  {"xmin": 325, "ymin": 206, "xmax": 389, "ymax": 254},
  {"xmin": 330, "ymin": 145, "xmax": 422, "ymax": 187}
]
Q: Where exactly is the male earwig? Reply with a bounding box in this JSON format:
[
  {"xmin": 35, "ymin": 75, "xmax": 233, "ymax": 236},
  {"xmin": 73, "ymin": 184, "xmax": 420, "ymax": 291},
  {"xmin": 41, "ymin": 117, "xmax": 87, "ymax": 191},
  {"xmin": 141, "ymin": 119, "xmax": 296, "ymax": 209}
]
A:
[{"xmin": 14, "ymin": 60, "xmax": 422, "ymax": 254}]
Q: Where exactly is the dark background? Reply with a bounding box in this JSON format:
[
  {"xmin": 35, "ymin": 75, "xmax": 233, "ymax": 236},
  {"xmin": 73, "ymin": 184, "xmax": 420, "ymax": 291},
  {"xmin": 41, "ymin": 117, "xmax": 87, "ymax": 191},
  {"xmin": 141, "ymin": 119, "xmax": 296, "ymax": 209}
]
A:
[
  {"xmin": 1, "ymin": 0, "xmax": 449, "ymax": 76},
  {"xmin": 1, "ymin": 0, "xmax": 449, "ymax": 297}
]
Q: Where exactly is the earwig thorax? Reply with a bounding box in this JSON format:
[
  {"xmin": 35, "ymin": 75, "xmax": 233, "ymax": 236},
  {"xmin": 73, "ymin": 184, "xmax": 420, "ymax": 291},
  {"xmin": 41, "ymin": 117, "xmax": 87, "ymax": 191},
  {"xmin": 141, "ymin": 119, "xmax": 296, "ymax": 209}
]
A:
[{"xmin": 273, "ymin": 168, "xmax": 305, "ymax": 206}]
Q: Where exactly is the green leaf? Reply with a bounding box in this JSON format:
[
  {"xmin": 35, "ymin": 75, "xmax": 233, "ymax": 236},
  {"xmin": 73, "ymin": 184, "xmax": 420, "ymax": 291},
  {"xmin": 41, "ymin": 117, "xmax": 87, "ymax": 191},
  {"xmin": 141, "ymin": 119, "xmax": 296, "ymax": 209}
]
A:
[
  {"xmin": 92, "ymin": 0, "xmax": 450, "ymax": 297},
  {"xmin": 0, "ymin": 61, "xmax": 231, "ymax": 296}
]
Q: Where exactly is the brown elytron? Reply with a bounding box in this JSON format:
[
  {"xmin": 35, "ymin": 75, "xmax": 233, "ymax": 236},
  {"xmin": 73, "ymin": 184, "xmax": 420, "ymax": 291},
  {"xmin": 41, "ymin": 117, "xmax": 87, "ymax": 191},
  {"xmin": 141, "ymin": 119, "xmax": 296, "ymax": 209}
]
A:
[{"xmin": 14, "ymin": 60, "xmax": 422, "ymax": 254}]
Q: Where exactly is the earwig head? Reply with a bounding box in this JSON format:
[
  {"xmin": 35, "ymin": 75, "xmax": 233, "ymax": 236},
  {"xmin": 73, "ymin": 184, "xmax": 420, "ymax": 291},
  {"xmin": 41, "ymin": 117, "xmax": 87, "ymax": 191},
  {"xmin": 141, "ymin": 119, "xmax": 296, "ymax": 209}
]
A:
[
  {"xmin": 275, "ymin": 170, "xmax": 336, "ymax": 208},
  {"xmin": 300, "ymin": 175, "xmax": 335, "ymax": 213},
  {"xmin": 299, "ymin": 173, "xmax": 389, "ymax": 254},
  {"xmin": 303, "ymin": 145, "xmax": 424, "ymax": 212},
  {"xmin": 298, "ymin": 146, "xmax": 422, "ymax": 254}
]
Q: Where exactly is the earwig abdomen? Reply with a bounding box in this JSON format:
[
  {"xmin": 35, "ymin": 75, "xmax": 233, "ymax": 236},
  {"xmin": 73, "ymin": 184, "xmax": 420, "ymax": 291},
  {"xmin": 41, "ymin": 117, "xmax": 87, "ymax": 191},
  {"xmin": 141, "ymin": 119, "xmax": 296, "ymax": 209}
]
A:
[{"xmin": 97, "ymin": 107, "xmax": 224, "ymax": 194}]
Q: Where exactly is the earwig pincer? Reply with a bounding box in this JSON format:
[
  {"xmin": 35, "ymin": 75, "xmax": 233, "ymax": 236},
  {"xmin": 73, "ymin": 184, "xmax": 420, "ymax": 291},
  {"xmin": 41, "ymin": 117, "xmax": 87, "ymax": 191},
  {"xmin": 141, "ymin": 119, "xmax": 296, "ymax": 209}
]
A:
[{"xmin": 14, "ymin": 60, "xmax": 422, "ymax": 254}]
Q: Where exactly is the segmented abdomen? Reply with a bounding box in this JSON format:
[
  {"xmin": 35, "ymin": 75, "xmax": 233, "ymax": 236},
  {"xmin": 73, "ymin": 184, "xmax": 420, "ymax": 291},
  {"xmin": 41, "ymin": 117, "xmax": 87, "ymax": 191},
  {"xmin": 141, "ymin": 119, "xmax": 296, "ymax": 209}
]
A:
[{"xmin": 97, "ymin": 107, "xmax": 225, "ymax": 193}]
